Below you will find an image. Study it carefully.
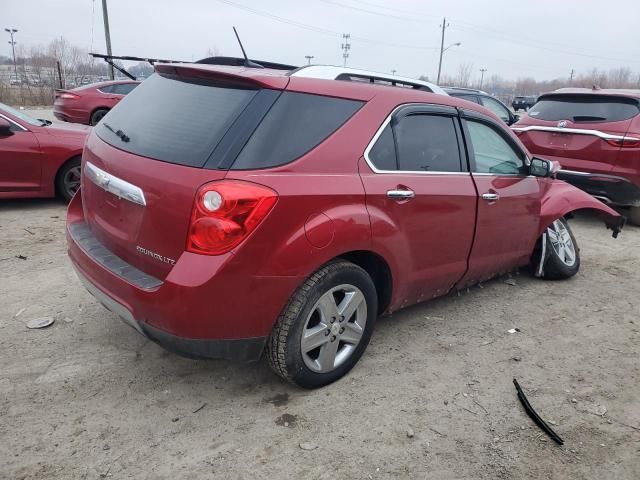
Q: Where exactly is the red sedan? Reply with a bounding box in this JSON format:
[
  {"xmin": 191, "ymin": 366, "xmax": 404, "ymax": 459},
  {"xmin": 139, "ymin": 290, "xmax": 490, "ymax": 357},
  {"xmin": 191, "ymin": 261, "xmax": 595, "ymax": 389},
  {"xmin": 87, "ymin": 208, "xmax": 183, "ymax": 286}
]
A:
[
  {"xmin": 67, "ymin": 64, "xmax": 623, "ymax": 388},
  {"xmin": 54, "ymin": 80, "xmax": 139, "ymax": 126},
  {"xmin": 0, "ymin": 103, "xmax": 88, "ymax": 201}
]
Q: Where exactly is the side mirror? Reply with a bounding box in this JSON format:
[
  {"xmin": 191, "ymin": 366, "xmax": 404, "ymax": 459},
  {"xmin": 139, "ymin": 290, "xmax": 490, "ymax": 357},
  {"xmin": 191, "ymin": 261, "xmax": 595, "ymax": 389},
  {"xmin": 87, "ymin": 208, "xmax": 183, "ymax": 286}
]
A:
[
  {"xmin": 0, "ymin": 118, "xmax": 13, "ymax": 136},
  {"xmin": 530, "ymin": 157, "xmax": 561, "ymax": 178}
]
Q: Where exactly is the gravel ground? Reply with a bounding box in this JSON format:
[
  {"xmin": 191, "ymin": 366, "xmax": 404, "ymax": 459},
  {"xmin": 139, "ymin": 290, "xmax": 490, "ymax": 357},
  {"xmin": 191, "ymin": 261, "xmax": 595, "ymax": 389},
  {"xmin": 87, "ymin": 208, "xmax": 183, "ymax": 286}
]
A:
[{"xmin": 1, "ymin": 199, "xmax": 639, "ymax": 480}]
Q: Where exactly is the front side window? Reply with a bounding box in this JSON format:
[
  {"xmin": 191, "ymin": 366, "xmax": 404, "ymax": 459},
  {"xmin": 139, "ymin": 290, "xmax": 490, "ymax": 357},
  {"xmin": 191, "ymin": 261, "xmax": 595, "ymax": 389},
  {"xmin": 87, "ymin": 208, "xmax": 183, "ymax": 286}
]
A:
[
  {"xmin": 394, "ymin": 115, "xmax": 462, "ymax": 172},
  {"xmin": 481, "ymin": 96, "xmax": 510, "ymax": 123},
  {"xmin": 466, "ymin": 120, "xmax": 526, "ymax": 175}
]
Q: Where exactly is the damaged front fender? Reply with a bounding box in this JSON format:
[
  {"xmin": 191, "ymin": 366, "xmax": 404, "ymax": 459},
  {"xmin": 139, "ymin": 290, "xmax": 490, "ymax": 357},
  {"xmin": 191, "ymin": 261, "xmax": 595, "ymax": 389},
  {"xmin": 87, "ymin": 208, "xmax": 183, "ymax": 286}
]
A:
[{"xmin": 539, "ymin": 180, "xmax": 625, "ymax": 238}]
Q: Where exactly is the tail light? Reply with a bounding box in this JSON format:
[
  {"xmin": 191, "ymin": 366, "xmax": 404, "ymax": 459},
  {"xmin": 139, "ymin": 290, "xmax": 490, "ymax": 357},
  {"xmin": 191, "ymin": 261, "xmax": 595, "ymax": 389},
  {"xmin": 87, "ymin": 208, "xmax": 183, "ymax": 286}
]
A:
[
  {"xmin": 187, "ymin": 180, "xmax": 278, "ymax": 255},
  {"xmin": 604, "ymin": 137, "xmax": 640, "ymax": 148},
  {"xmin": 58, "ymin": 92, "xmax": 80, "ymax": 100}
]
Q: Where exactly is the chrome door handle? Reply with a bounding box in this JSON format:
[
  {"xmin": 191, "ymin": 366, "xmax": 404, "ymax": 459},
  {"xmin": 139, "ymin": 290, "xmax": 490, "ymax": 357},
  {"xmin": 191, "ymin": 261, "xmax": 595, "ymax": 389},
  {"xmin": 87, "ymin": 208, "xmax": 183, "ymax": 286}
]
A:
[
  {"xmin": 387, "ymin": 189, "xmax": 415, "ymax": 200},
  {"xmin": 481, "ymin": 192, "xmax": 500, "ymax": 201}
]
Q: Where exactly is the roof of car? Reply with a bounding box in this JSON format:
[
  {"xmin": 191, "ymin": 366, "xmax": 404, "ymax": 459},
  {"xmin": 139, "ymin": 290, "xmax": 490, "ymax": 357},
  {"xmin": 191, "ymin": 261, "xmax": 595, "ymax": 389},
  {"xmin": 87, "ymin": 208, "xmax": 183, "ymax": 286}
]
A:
[
  {"xmin": 70, "ymin": 79, "xmax": 140, "ymax": 91},
  {"xmin": 545, "ymin": 87, "xmax": 640, "ymax": 100},
  {"xmin": 443, "ymin": 86, "xmax": 489, "ymax": 95}
]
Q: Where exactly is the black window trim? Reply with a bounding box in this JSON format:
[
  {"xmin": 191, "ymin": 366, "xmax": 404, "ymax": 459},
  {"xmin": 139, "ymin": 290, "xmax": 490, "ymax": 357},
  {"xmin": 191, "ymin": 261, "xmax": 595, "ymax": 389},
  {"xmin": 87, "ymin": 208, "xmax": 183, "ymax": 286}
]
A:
[
  {"xmin": 459, "ymin": 108, "xmax": 531, "ymax": 177},
  {"xmin": 363, "ymin": 103, "xmax": 470, "ymax": 175}
]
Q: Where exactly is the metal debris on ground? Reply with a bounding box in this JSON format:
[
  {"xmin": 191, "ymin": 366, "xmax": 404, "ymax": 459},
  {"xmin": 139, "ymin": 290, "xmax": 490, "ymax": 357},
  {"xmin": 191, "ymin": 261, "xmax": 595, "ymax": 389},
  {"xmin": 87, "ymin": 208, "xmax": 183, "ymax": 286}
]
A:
[
  {"xmin": 507, "ymin": 328, "xmax": 521, "ymax": 334},
  {"xmin": 513, "ymin": 378, "xmax": 564, "ymax": 445},
  {"xmin": 26, "ymin": 317, "xmax": 55, "ymax": 329},
  {"xmin": 504, "ymin": 278, "xmax": 518, "ymax": 286}
]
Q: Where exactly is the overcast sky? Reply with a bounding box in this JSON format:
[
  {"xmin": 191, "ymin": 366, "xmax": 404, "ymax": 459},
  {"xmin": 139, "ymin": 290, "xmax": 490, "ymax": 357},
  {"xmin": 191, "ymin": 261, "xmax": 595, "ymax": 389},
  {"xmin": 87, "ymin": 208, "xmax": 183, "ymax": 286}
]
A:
[{"xmin": 5, "ymin": 0, "xmax": 640, "ymax": 82}]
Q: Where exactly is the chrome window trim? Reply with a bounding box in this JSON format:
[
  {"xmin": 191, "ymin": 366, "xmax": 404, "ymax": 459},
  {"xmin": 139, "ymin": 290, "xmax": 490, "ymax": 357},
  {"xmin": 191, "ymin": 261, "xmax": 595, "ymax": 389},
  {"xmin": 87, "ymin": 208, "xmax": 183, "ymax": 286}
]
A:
[
  {"xmin": 85, "ymin": 161, "xmax": 147, "ymax": 206},
  {"xmin": 0, "ymin": 113, "xmax": 28, "ymax": 131},
  {"xmin": 363, "ymin": 103, "xmax": 468, "ymax": 176},
  {"xmin": 511, "ymin": 125, "xmax": 640, "ymax": 142}
]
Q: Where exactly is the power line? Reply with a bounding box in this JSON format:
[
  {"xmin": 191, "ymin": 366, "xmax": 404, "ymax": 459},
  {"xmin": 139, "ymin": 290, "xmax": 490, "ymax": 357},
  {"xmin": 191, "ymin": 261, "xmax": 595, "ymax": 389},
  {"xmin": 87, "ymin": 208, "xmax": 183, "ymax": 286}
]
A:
[
  {"xmin": 212, "ymin": 0, "xmax": 437, "ymax": 51},
  {"xmin": 318, "ymin": 0, "xmax": 640, "ymax": 64}
]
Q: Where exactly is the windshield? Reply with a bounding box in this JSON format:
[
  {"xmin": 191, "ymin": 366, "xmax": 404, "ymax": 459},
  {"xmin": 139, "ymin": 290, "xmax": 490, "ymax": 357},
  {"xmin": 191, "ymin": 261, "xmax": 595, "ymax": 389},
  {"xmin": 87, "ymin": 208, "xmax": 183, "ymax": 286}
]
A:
[{"xmin": 0, "ymin": 102, "xmax": 45, "ymax": 126}]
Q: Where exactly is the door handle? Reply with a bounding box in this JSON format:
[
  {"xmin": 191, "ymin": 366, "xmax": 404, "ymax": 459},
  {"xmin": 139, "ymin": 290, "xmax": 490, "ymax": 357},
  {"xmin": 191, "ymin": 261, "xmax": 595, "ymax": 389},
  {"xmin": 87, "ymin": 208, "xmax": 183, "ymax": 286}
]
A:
[
  {"xmin": 387, "ymin": 189, "xmax": 415, "ymax": 200},
  {"xmin": 481, "ymin": 192, "xmax": 500, "ymax": 201}
]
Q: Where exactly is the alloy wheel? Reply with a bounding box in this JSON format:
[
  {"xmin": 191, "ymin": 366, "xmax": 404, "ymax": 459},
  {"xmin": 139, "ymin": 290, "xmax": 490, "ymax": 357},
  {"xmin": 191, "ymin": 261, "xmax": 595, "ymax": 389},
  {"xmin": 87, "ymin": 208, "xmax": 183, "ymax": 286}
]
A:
[
  {"xmin": 63, "ymin": 166, "xmax": 81, "ymax": 199},
  {"xmin": 547, "ymin": 219, "xmax": 576, "ymax": 267},
  {"xmin": 301, "ymin": 284, "xmax": 367, "ymax": 373}
]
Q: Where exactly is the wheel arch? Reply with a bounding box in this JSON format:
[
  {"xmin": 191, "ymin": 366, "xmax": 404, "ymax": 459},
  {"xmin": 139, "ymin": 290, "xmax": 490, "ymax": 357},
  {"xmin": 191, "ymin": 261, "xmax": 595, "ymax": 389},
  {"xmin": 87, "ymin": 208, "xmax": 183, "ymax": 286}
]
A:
[
  {"xmin": 333, "ymin": 250, "xmax": 393, "ymax": 315},
  {"xmin": 538, "ymin": 180, "xmax": 625, "ymax": 239},
  {"xmin": 89, "ymin": 106, "xmax": 110, "ymax": 123}
]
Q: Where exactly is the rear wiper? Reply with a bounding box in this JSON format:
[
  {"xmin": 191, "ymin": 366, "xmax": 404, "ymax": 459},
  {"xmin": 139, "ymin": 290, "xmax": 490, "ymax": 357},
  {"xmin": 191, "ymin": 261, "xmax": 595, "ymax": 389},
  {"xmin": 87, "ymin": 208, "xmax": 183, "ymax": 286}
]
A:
[
  {"xmin": 572, "ymin": 115, "xmax": 606, "ymax": 122},
  {"xmin": 103, "ymin": 122, "xmax": 130, "ymax": 143}
]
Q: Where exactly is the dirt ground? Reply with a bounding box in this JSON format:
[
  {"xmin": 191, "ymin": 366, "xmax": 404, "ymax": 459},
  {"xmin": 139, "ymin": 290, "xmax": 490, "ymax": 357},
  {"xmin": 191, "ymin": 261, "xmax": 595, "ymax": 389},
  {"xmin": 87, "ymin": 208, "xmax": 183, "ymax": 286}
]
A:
[{"xmin": 1, "ymin": 199, "xmax": 639, "ymax": 480}]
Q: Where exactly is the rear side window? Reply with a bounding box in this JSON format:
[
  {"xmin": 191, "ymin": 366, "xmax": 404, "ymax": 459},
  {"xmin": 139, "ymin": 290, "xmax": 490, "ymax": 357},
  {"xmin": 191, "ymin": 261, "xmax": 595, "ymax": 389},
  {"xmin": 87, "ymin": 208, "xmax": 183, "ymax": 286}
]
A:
[
  {"xmin": 394, "ymin": 115, "xmax": 462, "ymax": 172},
  {"xmin": 95, "ymin": 73, "xmax": 258, "ymax": 167},
  {"xmin": 97, "ymin": 85, "xmax": 114, "ymax": 93},
  {"xmin": 368, "ymin": 125, "xmax": 397, "ymax": 170},
  {"xmin": 529, "ymin": 95, "xmax": 640, "ymax": 122},
  {"xmin": 112, "ymin": 83, "xmax": 138, "ymax": 95},
  {"xmin": 231, "ymin": 92, "xmax": 363, "ymax": 170}
]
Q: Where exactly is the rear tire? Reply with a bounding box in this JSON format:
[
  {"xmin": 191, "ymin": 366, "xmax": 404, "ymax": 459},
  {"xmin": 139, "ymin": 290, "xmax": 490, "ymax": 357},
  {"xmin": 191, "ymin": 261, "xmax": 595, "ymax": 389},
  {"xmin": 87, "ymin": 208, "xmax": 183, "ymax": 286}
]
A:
[
  {"xmin": 90, "ymin": 108, "xmax": 109, "ymax": 126},
  {"xmin": 627, "ymin": 207, "xmax": 640, "ymax": 226},
  {"xmin": 267, "ymin": 260, "xmax": 378, "ymax": 389},
  {"xmin": 542, "ymin": 218, "xmax": 580, "ymax": 280},
  {"xmin": 55, "ymin": 157, "xmax": 81, "ymax": 203}
]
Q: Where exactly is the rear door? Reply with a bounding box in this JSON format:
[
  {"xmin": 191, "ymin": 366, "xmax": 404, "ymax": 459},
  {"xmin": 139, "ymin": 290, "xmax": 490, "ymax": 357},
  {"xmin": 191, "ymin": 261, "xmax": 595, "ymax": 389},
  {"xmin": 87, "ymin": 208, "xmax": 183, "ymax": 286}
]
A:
[
  {"xmin": 0, "ymin": 114, "xmax": 42, "ymax": 192},
  {"xmin": 514, "ymin": 94, "xmax": 639, "ymax": 175},
  {"xmin": 359, "ymin": 105, "xmax": 477, "ymax": 303},
  {"xmin": 457, "ymin": 109, "xmax": 540, "ymax": 287}
]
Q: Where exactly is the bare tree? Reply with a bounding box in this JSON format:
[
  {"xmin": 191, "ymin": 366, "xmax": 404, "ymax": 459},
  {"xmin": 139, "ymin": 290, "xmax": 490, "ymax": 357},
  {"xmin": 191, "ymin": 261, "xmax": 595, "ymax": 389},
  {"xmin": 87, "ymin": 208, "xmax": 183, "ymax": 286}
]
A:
[{"xmin": 455, "ymin": 63, "xmax": 474, "ymax": 87}]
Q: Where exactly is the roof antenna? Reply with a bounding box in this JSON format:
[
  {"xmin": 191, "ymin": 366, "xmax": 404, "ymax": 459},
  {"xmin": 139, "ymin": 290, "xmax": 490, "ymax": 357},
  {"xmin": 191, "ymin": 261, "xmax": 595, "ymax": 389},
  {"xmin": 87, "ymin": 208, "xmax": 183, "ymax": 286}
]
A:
[{"xmin": 233, "ymin": 27, "xmax": 264, "ymax": 69}]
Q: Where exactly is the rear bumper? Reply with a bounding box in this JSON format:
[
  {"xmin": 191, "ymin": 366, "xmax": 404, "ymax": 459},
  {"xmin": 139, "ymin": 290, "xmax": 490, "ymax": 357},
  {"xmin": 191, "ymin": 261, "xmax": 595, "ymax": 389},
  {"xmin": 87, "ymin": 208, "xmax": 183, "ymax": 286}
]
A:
[
  {"xmin": 74, "ymin": 266, "xmax": 266, "ymax": 360},
  {"xmin": 66, "ymin": 193, "xmax": 302, "ymax": 362},
  {"xmin": 557, "ymin": 170, "xmax": 640, "ymax": 207}
]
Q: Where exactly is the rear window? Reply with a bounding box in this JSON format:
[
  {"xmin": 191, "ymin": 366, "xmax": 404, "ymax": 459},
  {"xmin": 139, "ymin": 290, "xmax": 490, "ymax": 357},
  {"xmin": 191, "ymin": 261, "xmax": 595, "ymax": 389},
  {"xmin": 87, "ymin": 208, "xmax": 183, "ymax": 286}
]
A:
[
  {"xmin": 231, "ymin": 92, "xmax": 363, "ymax": 170},
  {"xmin": 95, "ymin": 73, "xmax": 258, "ymax": 167},
  {"xmin": 529, "ymin": 95, "xmax": 640, "ymax": 123}
]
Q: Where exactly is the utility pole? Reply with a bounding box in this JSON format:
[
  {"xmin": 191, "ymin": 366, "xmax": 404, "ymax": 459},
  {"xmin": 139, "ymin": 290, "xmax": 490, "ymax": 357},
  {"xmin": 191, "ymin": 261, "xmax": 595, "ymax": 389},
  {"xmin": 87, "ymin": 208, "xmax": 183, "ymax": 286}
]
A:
[
  {"xmin": 341, "ymin": 33, "xmax": 351, "ymax": 67},
  {"xmin": 479, "ymin": 68, "xmax": 487, "ymax": 89},
  {"xmin": 101, "ymin": 0, "xmax": 114, "ymax": 79},
  {"xmin": 305, "ymin": 55, "xmax": 314, "ymax": 65},
  {"xmin": 569, "ymin": 68, "xmax": 575, "ymax": 84},
  {"xmin": 5, "ymin": 28, "xmax": 18, "ymax": 82},
  {"xmin": 436, "ymin": 17, "xmax": 448, "ymax": 85},
  {"xmin": 391, "ymin": 69, "xmax": 397, "ymax": 75}
]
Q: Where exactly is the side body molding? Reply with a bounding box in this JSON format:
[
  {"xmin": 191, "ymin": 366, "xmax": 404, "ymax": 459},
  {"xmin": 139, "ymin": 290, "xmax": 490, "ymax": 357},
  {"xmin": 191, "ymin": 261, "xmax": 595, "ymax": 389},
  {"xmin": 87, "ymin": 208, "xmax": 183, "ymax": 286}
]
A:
[{"xmin": 539, "ymin": 179, "xmax": 625, "ymax": 238}]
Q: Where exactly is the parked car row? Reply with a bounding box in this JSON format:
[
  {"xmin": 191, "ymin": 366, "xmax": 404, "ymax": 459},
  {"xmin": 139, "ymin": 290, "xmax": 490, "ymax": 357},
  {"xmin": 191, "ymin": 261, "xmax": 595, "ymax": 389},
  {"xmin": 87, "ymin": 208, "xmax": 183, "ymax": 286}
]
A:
[{"xmin": 62, "ymin": 62, "xmax": 623, "ymax": 388}]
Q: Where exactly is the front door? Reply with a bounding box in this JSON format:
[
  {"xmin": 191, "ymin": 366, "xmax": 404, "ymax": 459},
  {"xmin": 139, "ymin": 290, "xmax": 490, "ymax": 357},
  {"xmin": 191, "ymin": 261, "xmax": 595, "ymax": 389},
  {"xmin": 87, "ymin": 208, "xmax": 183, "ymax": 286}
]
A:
[
  {"xmin": 0, "ymin": 118, "xmax": 42, "ymax": 192},
  {"xmin": 457, "ymin": 110, "xmax": 540, "ymax": 288},
  {"xmin": 359, "ymin": 105, "xmax": 477, "ymax": 306}
]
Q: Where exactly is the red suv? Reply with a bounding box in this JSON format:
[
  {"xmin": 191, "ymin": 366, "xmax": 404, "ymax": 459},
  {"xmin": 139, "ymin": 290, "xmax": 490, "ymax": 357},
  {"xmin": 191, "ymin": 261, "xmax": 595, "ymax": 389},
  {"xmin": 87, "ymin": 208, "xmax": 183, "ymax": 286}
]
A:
[
  {"xmin": 54, "ymin": 80, "xmax": 140, "ymax": 125},
  {"xmin": 66, "ymin": 64, "xmax": 623, "ymax": 388},
  {"xmin": 513, "ymin": 88, "xmax": 640, "ymax": 225}
]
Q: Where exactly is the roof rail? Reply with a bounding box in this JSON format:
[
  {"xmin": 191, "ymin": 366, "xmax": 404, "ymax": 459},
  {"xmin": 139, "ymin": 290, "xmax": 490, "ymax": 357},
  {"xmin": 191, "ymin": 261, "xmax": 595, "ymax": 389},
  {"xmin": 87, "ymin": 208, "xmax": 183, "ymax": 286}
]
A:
[{"xmin": 290, "ymin": 65, "xmax": 447, "ymax": 95}]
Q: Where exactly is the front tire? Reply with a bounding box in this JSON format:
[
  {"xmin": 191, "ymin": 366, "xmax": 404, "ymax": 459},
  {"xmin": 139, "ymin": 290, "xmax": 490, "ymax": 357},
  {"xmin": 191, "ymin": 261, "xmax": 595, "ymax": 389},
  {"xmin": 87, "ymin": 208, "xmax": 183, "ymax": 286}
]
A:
[
  {"xmin": 267, "ymin": 261, "xmax": 378, "ymax": 388},
  {"xmin": 90, "ymin": 108, "xmax": 109, "ymax": 126},
  {"xmin": 542, "ymin": 218, "xmax": 580, "ymax": 279},
  {"xmin": 55, "ymin": 157, "xmax": 81, "ymax": 202}
]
